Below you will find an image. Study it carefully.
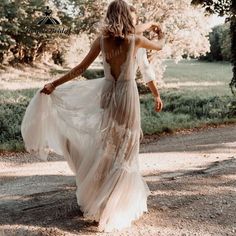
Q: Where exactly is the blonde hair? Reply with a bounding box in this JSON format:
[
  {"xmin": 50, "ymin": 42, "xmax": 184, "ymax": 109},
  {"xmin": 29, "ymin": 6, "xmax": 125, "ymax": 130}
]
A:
[{"xmin": 102, "ymin": 0, "xmax": 135, "ymax": 39}]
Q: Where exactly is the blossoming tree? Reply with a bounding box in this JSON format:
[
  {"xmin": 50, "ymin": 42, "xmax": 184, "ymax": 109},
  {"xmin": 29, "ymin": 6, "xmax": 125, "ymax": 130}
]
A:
[{"xmin": 130, "ymin": 0, "xmax": 212, "ymax": 85}]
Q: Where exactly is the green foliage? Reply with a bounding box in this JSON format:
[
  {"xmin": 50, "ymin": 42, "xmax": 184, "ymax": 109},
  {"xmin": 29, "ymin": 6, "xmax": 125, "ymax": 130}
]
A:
[
  {"xmin": 0, "ymin": 0, "xmax": 50, "ymax": 64},
  {"xmin": 53, "ymin": 0, "xmax": 106, "ymax": 35},
  {"xmin": 229, "ymin": 16, "xmax": 236, "ymax": 95},
  {"xmin": 200, "ymin": 23, "xmax": 231, "ymax": 61},
  {"xmin": 1, "ymin": 60, "xmax": 235, "ymax": 151},
  {"xmin": 49, "ymin": 68, "xmax": 68, "ymax": 76},
  {"xmin": 1, "ymin": 92, "xmax": 235, "ymax": 150},
  {"xmin": 0, "ymin": 0, "xmax": 94, "ymax": 65},
  {"xmin": 141, "ymin": 92, "xmax": 236, "ymax": 135},
  {"xmin": 0, "ymin": 0, "xmax": 107, "ymax": 65},
  {"xmin": 141, "ymin": 59, "xmax": 236, "ymax": 134},
  {"xmin": 82, "ymin": 68, "xmax": 104, "ymax": 80},
  {"xmin": 191, "ymin": 0, "xmax": 236, "ymax": 94},
  {"xmin": 0, "ymin": 88, "xmax": 37, "ymax": 151}
]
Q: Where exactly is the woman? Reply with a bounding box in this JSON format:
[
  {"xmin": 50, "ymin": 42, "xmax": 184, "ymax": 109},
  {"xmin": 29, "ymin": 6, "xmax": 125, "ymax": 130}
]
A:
[{"xmin": 21, "ymin": 0, "xmax": 165, "ymax": 232}]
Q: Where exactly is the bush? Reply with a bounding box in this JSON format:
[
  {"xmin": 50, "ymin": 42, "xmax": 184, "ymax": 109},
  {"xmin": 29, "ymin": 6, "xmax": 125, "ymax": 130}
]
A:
[
  {"xmin": 1, "ymin": 88, "xmax": 236, "ymax": 151},
  {"xmin": 0, "ymin": 89, "xmax": 37, "ymax": 151},
  {"xmin": 82, "ymin": 69, "xmax": 104, "ymax": 80}
]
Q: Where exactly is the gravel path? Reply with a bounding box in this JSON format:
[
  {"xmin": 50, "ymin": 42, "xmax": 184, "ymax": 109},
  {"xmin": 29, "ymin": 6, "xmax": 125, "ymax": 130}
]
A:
[{"xmin": 0, "ymin": 124, "xmax": 236, "ymax": 236}]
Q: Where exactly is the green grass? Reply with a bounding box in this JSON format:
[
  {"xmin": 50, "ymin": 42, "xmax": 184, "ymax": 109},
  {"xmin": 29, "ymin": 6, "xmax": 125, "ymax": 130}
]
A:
[
  {"xmin": 141, "ymin": 59, "xmax": 236, "ymax": 134},
  {"xmin": 164, "ymin": 59, "xmax": 233, "ymax": 96},
  {"xmin": 82, "ymin": 68, "xmax": 104, "ymax": 80},
  {"xmin": 1, "ymin": 60, "xmax": 236, "ymax": 151},
  {"xmin": 164, "ymin": 59, "xmax": 233, "ymax": 83},
  {"xmin": 49, "ymin": 68, "xmax": 69, "ymax": 76},
  {"xmin": 140, "ymin": 92, "xmax": 236, "ymax": 135},
  {"xmin": 0, "ymin": 89, "xmax": 38, "ymax": 151}
]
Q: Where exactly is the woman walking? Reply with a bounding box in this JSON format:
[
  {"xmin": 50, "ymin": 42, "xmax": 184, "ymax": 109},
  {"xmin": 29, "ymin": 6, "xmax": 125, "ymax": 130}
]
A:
[{"xmin": 21, "ymin": 0, "xmax": 165, "ymax": 232}]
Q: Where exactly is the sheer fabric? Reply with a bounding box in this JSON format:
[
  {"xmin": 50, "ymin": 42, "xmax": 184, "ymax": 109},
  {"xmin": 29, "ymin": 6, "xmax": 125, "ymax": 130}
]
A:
[{"xmin": 21, "ymin": 34, "xmax": 151, "ymax": 232}]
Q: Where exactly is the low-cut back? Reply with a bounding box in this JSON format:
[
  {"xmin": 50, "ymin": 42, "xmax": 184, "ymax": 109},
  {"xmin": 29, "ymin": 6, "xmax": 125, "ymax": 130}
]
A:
[
  {"xmin": 21, "ymin": 33, "xmax": 151, "ymax": 232},
  {"xmin": 101, "ymin": 34, "xmax": 135, "ymax": 82}
]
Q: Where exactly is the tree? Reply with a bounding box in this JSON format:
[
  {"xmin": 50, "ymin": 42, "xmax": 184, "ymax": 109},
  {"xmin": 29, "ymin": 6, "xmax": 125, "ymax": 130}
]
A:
[
  {"xmin": 220, "ymin": 23, "xmax": 231, "ymax": 61},
  {"xmin": 131, "ymin": 0, "xmax": 212, "ymax": 85},
  {"xmin": 191, "ymin": 0, "xmax": 236, "ymax": 95},
  {"xmin": 0, "ymin": 0, "xmax": 215, "ymax": 83},
  {"xmin": 0, "ymin": 0, "xmax": 51, "ymax": 65},
  {"xmin": 52, "ymin": 0, "xmax": 107, "ymax": 36},
  {"xmin": 200, "ymin": 23, "xmax": 231, "ymax": 61},
  {"xmin": 0, "ymin": 0, "xmax": 79, "ymax": 65}
]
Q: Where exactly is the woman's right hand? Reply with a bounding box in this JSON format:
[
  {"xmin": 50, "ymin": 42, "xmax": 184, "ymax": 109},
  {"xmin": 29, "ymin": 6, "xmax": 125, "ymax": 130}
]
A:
[
  {"xmin": 154, "ymin": 96, "xmax": 163, "ymax": 112},
  {"xmin": 40, "ymin": 83, "xmax": 56, "ymax": 95}
]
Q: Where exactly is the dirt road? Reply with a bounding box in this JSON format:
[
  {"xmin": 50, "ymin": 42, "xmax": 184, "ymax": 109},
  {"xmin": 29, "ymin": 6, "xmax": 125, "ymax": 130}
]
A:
[{"xmin": 0, "ymin": 124, "xmax": 235, "ymax": 236}]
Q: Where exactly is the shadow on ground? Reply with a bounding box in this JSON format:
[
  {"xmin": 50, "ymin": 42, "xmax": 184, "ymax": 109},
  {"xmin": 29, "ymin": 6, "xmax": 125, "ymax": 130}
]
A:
[{"xmin": 0, "ymin": 158, "xmax": 235, "ymax": 235}]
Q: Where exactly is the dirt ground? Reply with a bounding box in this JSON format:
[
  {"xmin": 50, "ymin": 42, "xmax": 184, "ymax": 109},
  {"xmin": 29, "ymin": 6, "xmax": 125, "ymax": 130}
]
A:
[{"xmin": 0, "ymin": 124, "xmax": 235, "ymax": 236}]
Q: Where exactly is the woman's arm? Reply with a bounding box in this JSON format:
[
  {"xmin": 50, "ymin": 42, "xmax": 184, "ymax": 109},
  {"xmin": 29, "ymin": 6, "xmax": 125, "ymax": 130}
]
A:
[
  {"xmin": 135, "ymin": 36, "xmax": 164, "ymax": 112},
  {"xmin": 147, "ymin": 80, "xmax": 161, "ymax": 98},
  {"xmin": 135, "ymin": 21, "xmax": 161, "ymax": 35},
  {"xmin": 135, "ymin": 34, "xmax": 165, "ymax": 51},
  {"xmin": 40, "ymin": 36, "xmax": 101, "ymax": 94},
  {"xmin": 137, "ymin": 49, "xmax": 163, "ymax": 112},
  {"xmin": 146, "ymin": 79, "xmax": 163, "ymax": 112}
]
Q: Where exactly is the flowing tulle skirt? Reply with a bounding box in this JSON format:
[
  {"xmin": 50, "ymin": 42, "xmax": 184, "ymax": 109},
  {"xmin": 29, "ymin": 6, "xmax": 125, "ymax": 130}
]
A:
[{"xmin": 21, "ymin": 77, "xmax": 151, "ymax": 232}]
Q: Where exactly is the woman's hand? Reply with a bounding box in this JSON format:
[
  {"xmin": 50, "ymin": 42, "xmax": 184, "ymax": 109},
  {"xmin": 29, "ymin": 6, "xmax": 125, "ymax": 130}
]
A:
[
  {"xmin": 136, "ymin": 22, "xmax": 163, "ymax": 36},
  {"xmin": 148, "ymin": 22, "xmax": 161, "ymax": 32},
  {"xmin": 154, "ymin": 96, "xmax": 163, "ymax": 112},
  {"xmin": 150, "ymin": 24, "xmax": 164, "ymax": 40},
  {"xmin": 40, "ymin": 83, "xmax": 56, "ymax": 95}
]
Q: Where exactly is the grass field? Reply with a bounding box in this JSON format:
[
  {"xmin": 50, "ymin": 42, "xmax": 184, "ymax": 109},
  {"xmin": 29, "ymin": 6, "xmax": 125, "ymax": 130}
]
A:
[
  {"xmin": 163, "ymin": 59, "xmax": 233, "ymax": 96},
  {"xmin": 0, "ymin": 60, "xmax": 236, "ymax": 151},
  {"xmin": 141, "ymin": 60, "xmax": 236, "ymax": 135}
]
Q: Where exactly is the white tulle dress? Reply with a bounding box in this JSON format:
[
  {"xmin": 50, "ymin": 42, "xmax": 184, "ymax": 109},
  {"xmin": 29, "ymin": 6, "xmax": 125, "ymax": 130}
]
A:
[{"xmin": 21, "ymin": 34, "xmax": 152, "ymax": 232}]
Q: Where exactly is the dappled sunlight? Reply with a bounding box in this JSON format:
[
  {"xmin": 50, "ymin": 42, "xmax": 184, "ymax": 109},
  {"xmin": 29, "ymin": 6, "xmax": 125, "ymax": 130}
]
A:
[
  {"xmin": 1, "ymin": 161, "xmax": 74, "ymax": 177},
  {"xmin": 149, "ymin": 177, "xmax": 236, "ymax": 197}
]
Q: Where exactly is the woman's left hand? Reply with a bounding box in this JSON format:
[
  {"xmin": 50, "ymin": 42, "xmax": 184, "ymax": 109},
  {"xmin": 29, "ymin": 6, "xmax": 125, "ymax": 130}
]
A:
[
  {"xmin": 149, "ymin": 23, "xmax": 161, "ymax": 32},
  {"xmin": 40, "ymin": 83, "xmax": 55, "ymax": 95}
]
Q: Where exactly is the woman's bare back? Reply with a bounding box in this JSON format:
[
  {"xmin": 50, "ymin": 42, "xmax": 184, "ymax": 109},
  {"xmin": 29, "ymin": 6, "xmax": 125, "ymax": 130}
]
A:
[{"xmin": 102, "ymin": 35, "xmax": 137, "ymax": 81}]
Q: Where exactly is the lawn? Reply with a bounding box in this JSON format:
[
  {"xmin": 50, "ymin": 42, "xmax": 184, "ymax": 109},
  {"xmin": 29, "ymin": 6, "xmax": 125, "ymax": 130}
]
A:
[
  {"xmin": 141, "ymin": 59, "xmax": 236, "ymax": 134},
  {"xmin": 0, "ymin": 60, "xmax": 236, "ymax": 151},
  {"xmin": 163, "ymin": 59, "xmax": 233, "ymax": 96}
]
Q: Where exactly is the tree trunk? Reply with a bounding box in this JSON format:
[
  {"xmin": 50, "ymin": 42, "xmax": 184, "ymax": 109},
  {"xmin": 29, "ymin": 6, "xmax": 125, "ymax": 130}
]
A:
[{"xmin": 229, "ymin": 9, "xmax": 236, "ymax": 95}]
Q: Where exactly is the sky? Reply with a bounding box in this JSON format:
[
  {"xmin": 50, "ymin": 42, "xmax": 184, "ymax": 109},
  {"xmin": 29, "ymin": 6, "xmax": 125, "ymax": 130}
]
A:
[{"xmin": 209, "ymin": 15, "xmax": 226, "ymax": 28}]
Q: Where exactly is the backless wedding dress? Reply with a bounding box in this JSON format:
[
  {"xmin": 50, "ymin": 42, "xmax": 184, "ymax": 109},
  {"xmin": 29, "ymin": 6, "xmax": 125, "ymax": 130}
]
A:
[{"xmin": 21, "ymin": 34, "xmax": 151, "ymax": 232}]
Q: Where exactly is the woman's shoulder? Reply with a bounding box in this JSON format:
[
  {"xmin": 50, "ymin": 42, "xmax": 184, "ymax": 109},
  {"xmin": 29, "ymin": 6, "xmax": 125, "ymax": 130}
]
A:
[{"xmin": 123, "ymin": 33, "xmax": 140, "ymax": 44}]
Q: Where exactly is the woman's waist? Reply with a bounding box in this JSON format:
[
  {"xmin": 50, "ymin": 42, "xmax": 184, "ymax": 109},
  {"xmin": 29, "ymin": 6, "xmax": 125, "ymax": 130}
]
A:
[{"xmin": 104, "ymin": 78, "xmax": 134, "ymax": 83}]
